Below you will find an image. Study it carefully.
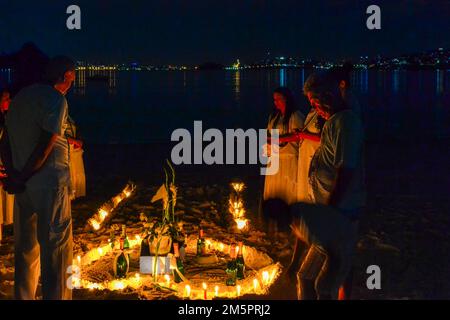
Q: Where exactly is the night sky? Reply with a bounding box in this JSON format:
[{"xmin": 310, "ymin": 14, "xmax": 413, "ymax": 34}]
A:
[{"xmin": 0, "ymin": 0, "xmax": 448, "ymax": 64}]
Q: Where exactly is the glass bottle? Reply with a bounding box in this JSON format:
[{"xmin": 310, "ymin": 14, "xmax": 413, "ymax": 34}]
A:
[{"xmin": 225, "ymin": 244, "xmax": 237, "ymax": 286}]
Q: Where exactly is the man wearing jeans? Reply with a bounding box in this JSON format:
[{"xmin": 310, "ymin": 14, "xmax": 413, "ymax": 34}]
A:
[{"xmin": 0, "ymin": 56, "xmax": 76, "ymax": 300}]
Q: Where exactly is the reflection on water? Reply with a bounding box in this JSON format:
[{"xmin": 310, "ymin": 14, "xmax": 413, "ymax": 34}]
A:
[
  {"xmin": 63, "ymin": 68, "xmax": 449, "ymax": 144},
  {"xmin": 233, "ymin": 71, "xmax": 240, "ymax": 102},
  {"xmin": 392, "ymin": 70, "xmax": 400, "ymax": 93}
]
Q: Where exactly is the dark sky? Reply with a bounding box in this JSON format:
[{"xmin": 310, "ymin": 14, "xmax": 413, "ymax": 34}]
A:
[{"xmin": 0, "ymin": 0, "xmax": 448, "ymax": 65}]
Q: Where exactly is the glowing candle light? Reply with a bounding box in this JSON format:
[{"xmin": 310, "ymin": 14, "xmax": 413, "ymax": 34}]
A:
[
  {"xmin": 97, "ymin": 247, "xmax": 103, "ymax": 256},
  {"xmin": 202, "ymin": 282, "xmax": 207, "ymax": 300},
  {"xmin": 185, "ymin": 285, "xmax": 191, "ymax": 298},
  {"xmin": 99, "ymin": 209, "xmax": 108, "ymax": 220},
  {"xmin": 135, "ymin": 273, "xmax": 140, "ymax": 280},
  {"xmin": 262, "ymin": 271, "xmax": 269, "ymax": 285},
  {"xmin": 219, "ymin": 243, "xmax": 224, "ymax": 251},
  {"xmin": 214, "ymin": 285, "xmax": 219, "ymax": 297},
  {"xmin": 235, "ymin": 218, "xmax": 248, "ymax": 230},
  {"xmin": 164, "ymin": 274, "xmax": 171, "ymax": 287},
  {"xmin": 113, "ymin": 281, "xmax": 125, "ymax": 290},
  {"xmin": 77, "ymin": 255, "xmax": 81, "ymax": 266},
  {"xmin": 236, "ymin": 285, "xmax": 241, "ymax": 297},
  {"xmin": 124, "ymin": 190, "xmax": 131, "ymax": 197},
  {"xmin": 90, "ymin": 219, "xmax": 100, "ymax": 230}
]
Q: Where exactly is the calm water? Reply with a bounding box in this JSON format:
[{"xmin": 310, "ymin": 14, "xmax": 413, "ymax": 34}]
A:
[{"xmin": 5, "ymin": 68, "xmax": 450, "ymax": 144}]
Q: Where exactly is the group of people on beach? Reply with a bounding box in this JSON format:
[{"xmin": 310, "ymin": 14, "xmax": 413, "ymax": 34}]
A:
[
  {"xmin": 0, "ymin": 56, "xmax": 85, "ymax": 300},
  {"xmin": 262, "ymin": 66, "xmax": 365, "ymax": 300}
]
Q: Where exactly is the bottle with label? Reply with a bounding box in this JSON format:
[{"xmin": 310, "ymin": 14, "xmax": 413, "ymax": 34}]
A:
[
  {"xmin": 114, "ymin": 238, "xmax": 129, "ymax": 279},
  {"xmin": 173, "ymin": 243, "xmax": 185, "ymax": 283},
  {"xmin": 236, "ymin": 241, "xmax": 245, "ymax": 280},
  {"xmin": 225, "ymin": 244, "xmax": 237, "ymax": 286},
  {"xmin": 122, "ymin": 224, "xmax": 130, "ymax": 249},
  {"xmin": 196, "ymin": 228, "xmax": 206, "ymax": 256}
]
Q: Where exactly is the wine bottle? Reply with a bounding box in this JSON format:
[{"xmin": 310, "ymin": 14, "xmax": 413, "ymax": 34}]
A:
[
  {"xmin": 225, "ymin": 244, "xmax": 237, "ymax": 286},
  {"xmin": 196, "ymin": 228, "xmax": 206, "ymax": 256},
  {"xmin": 122, "ymin": 224, "xmax": 130, "ymax": 249},
  {"xmin": 173, "ymin": 243, "xmax": 185, "ymax": 283},
  {"xmin": 236, "ymin": 241, "xmax": 245, "ymax": 280},
  {"xmin": 114, "ymin": 238, "xmax": 129, "ymax": 279},
  {"xmin": 140, "ymin": 233, "xmax": 150, "ymax": 256}
]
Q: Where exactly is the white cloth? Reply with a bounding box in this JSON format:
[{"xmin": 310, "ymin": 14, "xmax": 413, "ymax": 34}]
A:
[
  {"xmin": 69, "ymin": 144, "xmax": 86, "ymax": 199},
  {"xmin": 264, "ymin": 110, "xmax": 305, "ymax": 204},
  {"xmin": 309, "ymin": 110, "xmax": 366, "ymax": 211},
  {"xmin": 6, "ymin": 84, "xmax": 70, "ymax": 189}
]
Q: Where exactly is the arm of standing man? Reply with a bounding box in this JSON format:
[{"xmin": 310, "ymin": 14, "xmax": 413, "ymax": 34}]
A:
[{"xmin": 0, "ymin": 128, "xmax": 58, "ymax": 193}]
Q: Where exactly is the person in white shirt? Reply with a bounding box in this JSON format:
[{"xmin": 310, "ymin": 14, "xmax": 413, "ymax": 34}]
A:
[{"xmin": 0, "ymin": 56, "xmax": 76, "ymax": 300}]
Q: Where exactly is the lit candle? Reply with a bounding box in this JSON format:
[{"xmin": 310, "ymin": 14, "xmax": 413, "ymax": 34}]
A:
[
  {"xmin": 253, "ymin": 278, "xmax": 259, "ymax": 291},
  {"xmin": 185, "ymin": 285, "xmax": 191, "ymax": 298},
  {"xmin": 164, "ymin": 274, "xmax": 171, "ymax": 287},
  {"xmin": 97, "ymin": 247, "xmax": 103, "ymax": 256},
  {"xmin": 99, "ymin": 209, "xmax": 108, "ymax": 220},
  {"xmin": 203, "ymin": 282, "xmax": 207, "ymax": 300},
  {"xmin": 236, "ymin": 285, "xmax": 241, "ymax": 297},
  {"xmin": 90, "ymin": 219, "xmax": 101, "ymax": 230},
  {"xmin": 77, "ymin": 255, "xmax": 81, "ymax": 266},
  {"xmin": 214, "ymin": 285, "xmax": 219, "ymax": 297}
]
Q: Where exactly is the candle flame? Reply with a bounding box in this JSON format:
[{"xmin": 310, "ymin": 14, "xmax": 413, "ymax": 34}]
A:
[
  {"xmin": 98, "ymin": 209, "xmax": 108, "ymax": 220},
  {"xmin": 237, "ymin": 285, "xmax": 241, "ymax": 296},
  {"xmin": 262, "ymin": 271, "xmax": 269, "ymax": 285},
  {"xmin": 253, "ymin": 278, "xmax": 259, "ymax": 291},
  {"xmin": 235, "ymin": 218, "xmax": 248, "ymax": 230},
  {"xmin": 90, "ymin": 219, "xmax": 101, "ymax": 230},
  {"xmin": 202, "ymin": 282, "xmax": 207, "ymax": 290}
]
